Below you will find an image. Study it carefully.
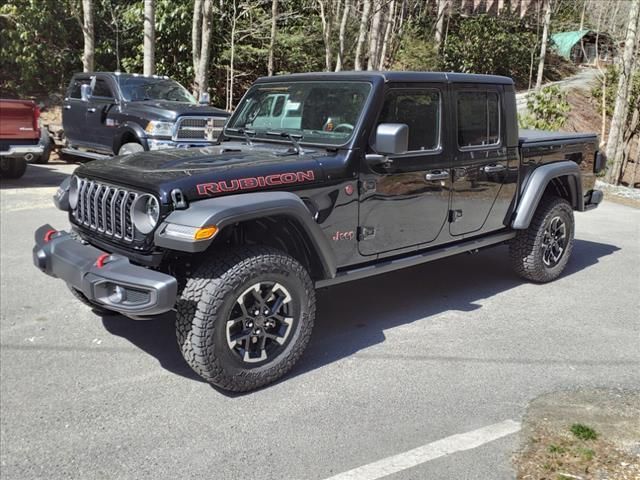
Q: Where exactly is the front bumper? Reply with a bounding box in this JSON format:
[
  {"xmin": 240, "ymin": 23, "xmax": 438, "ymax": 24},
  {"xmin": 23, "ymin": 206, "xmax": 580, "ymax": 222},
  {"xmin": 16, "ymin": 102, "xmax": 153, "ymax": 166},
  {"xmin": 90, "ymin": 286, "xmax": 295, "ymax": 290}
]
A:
[
  {"xmin": 148, "ymin": 139, "xmax": 217, "ymax": 151},
  {"xmin": 0, "ymin": 144, "xmax": 44, "ymax": 157},
  {"xmin": 32, "ymin": 224, "xmax": 177, "ymax": 316}
]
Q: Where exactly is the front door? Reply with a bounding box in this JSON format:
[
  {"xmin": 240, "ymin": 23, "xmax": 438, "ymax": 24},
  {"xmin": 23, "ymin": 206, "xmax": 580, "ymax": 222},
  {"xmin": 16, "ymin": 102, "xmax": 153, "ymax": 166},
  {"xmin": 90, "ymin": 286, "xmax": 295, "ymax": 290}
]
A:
[
  {"xmin": 358, "ymin": 85, "xmax": 450, "ymax": 256},
  {"xmin": 449, "ymin": 85, "xmax": 512, "ymax": 236},
  {"xmin": 85, "ymin": 76, "xmax": 118, "ymax": 152}
]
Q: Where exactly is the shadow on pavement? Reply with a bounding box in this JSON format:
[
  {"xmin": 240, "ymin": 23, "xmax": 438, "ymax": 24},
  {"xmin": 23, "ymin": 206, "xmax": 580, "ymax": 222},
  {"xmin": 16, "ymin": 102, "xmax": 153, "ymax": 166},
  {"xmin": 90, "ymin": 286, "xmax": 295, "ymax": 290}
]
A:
[
  {"xmin": 99, "ymin": 239, "xmax": 620, "ymax": 392},
  {"xmin": 0, "ymin": 163, "xmax": 76, "ymax": 190}
]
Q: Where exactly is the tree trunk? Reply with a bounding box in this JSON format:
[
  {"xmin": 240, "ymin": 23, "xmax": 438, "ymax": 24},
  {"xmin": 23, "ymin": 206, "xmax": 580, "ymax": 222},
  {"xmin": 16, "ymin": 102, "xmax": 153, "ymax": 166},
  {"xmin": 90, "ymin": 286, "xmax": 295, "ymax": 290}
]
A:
[
  {"xmin": 81, "ymin": 0, "xmax": 94, "ymax": 72},
  {"xmin": 195, "ymin": 0, "xmax": 214, "ymax": 99},
  {"xmin": 267, "ymin": 0, "xmax": 278, "ymax": 76},
  {"xmin": 228, "ymin": 1, "xmax": 237, "ymax": 111},
  {"xmin": 335, "ymin": 0, "xmax": 351, "ymax": 71},
  {"xmin": 434, "ymin": 0, "xmax": 447, "ymax": 51},
  {"xmin": 605, "ymin": 0, "xmax": 640, "ymax": 184},
  {"xmin": 318, "ymin": 0, "xmax": 334, "ymax": 72},
  {"xmin": 354, "ymin": 0, "xmax": 371, "ymax": 71},
  {"xmin": 535, "ymin": 0, "xmax": 552, "ymax": 90},
  {"xmin": 143, "ymin": 0, "xmax": 155, "ymax": 76},
  {"xmin": 378, "ymin": 0, "xmax": 395, "ymax": 70},
  {"xmin": 367, "ymin": 1, "xmax": 382, "ymax": 70},
  {"xmin": 192, "ymin": 0, "xmax": 203, "ymax": 93}
]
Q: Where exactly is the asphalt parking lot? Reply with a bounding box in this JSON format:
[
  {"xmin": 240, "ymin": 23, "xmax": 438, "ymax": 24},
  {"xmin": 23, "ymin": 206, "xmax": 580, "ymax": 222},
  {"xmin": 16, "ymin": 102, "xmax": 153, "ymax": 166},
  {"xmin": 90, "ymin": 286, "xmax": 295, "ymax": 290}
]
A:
[{"xmin": 1, "ymin": 162, "xmax": 639, "ymax": 479}]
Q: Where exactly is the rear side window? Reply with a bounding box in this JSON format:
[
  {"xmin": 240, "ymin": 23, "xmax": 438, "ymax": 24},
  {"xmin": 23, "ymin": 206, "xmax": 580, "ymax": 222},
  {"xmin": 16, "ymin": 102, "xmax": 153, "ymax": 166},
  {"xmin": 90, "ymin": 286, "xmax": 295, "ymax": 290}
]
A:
[
  {"xmin": 92, "ymin": 79, "xmax": 114, "ymax": 98},
  {"xmin": 68, "ymin": 78, "xmax": 91, "ymax": 99},
  {"xmin": 457, "ymin": 91, "xmax": 500, "ymax": 148},
  {"xmin": 379, "ymin": 89, "xmax": 441, "ymax": 152}
]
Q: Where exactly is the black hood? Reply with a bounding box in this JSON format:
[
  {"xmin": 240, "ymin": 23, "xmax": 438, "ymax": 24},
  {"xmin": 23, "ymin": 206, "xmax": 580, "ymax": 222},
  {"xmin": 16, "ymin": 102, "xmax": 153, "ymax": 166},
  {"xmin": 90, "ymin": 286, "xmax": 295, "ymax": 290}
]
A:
[
  {"xmin": 123, "ymin": 100, "xmax": 229, "ymax": 122},
  {"xmin": 75, "ymin": 143, "xmax": 331, "ymax": 203}
]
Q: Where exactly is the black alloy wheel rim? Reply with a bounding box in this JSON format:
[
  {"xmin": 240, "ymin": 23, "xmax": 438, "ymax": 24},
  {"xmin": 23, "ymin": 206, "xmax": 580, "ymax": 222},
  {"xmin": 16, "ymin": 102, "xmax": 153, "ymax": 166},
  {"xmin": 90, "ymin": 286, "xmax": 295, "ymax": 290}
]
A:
[
  {"xmin": 541, "ymin": 215, "xmax": 567, "ymax": 268},
  {"xmin": 226, "ymin": 282, "xmax": 294, "ymax": 364}
]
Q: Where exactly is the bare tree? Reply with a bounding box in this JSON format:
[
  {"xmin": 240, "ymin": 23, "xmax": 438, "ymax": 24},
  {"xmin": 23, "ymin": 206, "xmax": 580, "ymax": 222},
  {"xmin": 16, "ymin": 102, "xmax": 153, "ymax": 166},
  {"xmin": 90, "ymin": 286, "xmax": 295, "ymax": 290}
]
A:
[
  {"xmin": 143, "ymin": 0, "xmax": 155, "ymax": 76},
  {"xmin": 605, "ymin": 0, "xmax": 640, "ymax": 184},
  {"xmin": 354, "ymin": 0, "xmax": 372, "ymax": 71},
  {"xmin": 317, "ymin": 0, "xmax": 335, "ymax": 71},
  {"xmin": 367, "ymin": 1, "xmax": 383, "ymax": 70},
  {"xmin": 535, "ymin": 0, "xmax": 552, "ymax": 90},
  {"xmin": 378, "ymin": 0, "xmax": 396, "ymax": 70},
  {"xmin": 192, "ymin": 0, "xmax": 214, "ymax": 98},
  {"xmin": 434, "ymin": 0, "xmax": 448, "ymax": 51},
  {"xmin": 267, "ymin": 0, "xmax": 278, "ymax": 76},
  {"xmin": 192, "ymin": 0, "xmax": 203, "ymax": 90},
  {"xmin": 335, "ymin": 0, "xmax": 351, "ymax": 71},
  {"xmin": 81, "ymin": 0, "xmax": 94, "ymax": 72}
]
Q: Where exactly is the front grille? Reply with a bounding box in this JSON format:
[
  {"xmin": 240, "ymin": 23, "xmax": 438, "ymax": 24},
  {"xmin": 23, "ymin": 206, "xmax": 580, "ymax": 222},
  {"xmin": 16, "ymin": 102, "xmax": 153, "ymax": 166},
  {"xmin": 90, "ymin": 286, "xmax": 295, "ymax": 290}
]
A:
[
  {"xmin": 175, "ymin": 116, "xmax": 226, "ymax": 141},
  {"xmin": 73, "ymin": 178, "xmax": 138, "ymax": 242}
]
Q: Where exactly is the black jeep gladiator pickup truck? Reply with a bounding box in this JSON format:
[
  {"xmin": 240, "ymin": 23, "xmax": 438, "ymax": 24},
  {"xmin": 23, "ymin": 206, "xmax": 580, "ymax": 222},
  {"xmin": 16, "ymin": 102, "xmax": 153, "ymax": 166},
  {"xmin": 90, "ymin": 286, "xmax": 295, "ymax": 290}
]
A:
[
  {"xmin": 34, "ymin": 72, "xmax": 604, "ymax": 392},
  {"xmin": 61, "ymin": 72, "xmax": 229, "ymax": 159}
]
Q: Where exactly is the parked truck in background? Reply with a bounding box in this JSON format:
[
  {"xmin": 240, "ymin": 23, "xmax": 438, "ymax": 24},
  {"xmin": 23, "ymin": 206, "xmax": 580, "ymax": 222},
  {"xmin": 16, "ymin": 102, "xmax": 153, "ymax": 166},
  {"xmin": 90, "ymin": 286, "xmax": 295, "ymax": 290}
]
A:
[
  {"xmin": 34, "ymin": 71, "xmax": 604, "ymax": 392},
  {"xmin": 0, "ymin": 99, "xmax": 51, "ymax": 179},
  {"xmin": 61, "ymin": 72, "xmax": 229, "ymax": 160}
]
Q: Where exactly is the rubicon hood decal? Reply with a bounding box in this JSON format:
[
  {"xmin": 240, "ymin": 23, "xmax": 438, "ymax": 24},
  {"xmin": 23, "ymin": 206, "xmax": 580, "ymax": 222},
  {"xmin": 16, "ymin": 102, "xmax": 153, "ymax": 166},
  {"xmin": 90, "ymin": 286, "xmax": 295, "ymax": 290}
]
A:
[{"xmin": 197, "ymin": 170, "xmax": 316, "ymax": 196}]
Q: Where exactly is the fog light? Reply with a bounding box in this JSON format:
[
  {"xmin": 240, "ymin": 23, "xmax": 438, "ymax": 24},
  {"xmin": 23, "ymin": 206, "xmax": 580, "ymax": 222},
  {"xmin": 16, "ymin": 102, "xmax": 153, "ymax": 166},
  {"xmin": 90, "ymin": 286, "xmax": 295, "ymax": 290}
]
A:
[{"xmin": 108, "ymin": 285, "xmax": 127, "ymax": 304}]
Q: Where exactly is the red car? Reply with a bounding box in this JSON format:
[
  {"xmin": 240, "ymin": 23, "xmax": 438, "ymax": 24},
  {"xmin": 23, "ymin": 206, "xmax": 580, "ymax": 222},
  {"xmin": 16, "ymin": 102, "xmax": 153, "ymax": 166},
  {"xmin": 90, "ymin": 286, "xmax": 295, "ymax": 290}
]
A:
[{"xmin": 0, "ymin": 99, "xmax": 51, "ymax": 179}]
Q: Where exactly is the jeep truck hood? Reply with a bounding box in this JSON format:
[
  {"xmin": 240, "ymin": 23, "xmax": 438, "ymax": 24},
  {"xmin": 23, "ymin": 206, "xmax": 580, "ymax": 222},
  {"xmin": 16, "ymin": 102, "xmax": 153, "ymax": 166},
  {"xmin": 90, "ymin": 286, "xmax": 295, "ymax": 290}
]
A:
[{"xmin": 74, "ymin": 145, "xmax": 327, "ymax": 202}]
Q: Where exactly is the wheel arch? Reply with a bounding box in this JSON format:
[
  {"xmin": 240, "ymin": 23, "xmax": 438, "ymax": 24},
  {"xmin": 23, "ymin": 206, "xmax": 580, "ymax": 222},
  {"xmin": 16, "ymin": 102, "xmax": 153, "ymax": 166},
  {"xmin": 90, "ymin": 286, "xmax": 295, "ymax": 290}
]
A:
[
  {"xmin": 113, "ymin": 122, "xmax": 148, "ymax": 154},
  {"xmin": 155, "ymin": 191, "xmax": 337, "ymax": 280},
  {"xmin": 512, "ymin": 161, "xmax": 583, "ymax": 230}
]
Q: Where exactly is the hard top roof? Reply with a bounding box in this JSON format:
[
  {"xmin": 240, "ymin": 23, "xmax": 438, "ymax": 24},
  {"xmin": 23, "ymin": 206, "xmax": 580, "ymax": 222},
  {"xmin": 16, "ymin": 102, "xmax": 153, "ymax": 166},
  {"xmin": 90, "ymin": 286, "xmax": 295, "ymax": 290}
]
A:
[{"xmin": 254, "ymin": 71, "xmax": 514, "ymax": 85}]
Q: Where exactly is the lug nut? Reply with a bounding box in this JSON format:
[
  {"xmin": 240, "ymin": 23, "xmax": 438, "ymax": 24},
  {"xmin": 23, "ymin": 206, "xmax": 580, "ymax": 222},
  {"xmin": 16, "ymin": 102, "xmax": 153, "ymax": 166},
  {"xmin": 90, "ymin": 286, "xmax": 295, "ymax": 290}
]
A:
[
  {"xmin": 264, "ymin": 308, "xmax": 269, "ymax": 315},
  {"xmin": 254, "ymin": 309, "xmax": 260, "ymax": 315},
  {"xmin": 255, "ymin": 328, "xmax": 261, "ymax": 335},
  {"xmin": 246, "ymin": 321, "xmax": 253, "ymax": 328}
]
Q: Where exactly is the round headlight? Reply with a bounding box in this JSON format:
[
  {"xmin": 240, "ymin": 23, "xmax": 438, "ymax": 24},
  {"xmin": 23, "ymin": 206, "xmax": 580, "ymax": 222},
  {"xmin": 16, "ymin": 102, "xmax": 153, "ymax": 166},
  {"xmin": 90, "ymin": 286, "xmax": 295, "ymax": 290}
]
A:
[
  {"xmin": 132, "ymin": 194, "xmax": 160, "ymax": 234},
  {"xmin": 68, "ymin": 175, "xmax": 79, "ymax": 209}
]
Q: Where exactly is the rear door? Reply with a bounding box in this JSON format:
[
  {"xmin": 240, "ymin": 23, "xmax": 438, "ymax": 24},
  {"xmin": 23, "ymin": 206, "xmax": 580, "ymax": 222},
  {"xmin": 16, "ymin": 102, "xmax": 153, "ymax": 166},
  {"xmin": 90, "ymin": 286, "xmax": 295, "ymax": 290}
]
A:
[
  {"xmin": 62, "ymin": 76, "xmax": 91, "ymax": 146},
  {"xmin": 358, "ymin": 84, "xmax": 450, "ymax": 255},
  {"xmin": 449, "ymin": 85, "xmax": 511, "ymax": 236}
]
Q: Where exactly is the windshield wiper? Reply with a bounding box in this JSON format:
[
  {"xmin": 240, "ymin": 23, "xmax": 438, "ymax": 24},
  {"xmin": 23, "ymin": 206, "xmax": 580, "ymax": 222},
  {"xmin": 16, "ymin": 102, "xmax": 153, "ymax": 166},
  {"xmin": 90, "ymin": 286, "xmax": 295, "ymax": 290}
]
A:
[
  {"xmin": 266, "ymin": 131, "xmax": 303, "ymax": 155},
  {"xmin": 226, "ymin": 127, "xmax": 256, "ymax": 146}
]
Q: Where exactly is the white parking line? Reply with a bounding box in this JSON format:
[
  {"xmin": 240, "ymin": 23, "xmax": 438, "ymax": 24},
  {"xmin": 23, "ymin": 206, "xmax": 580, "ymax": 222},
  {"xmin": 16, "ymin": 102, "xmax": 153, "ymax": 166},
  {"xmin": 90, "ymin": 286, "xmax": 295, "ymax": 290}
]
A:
[{"xmin": 322, "ymin": 419, "xmax": 521, "ymax": 480}]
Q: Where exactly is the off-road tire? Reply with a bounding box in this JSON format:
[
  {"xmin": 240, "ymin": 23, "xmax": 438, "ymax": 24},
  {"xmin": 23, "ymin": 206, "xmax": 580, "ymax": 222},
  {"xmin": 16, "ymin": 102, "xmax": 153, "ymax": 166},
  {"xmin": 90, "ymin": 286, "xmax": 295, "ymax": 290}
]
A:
[
  {"xmin": 30, "ymin": 133, "xmax": 52, "ymax": 164},
  {"xmin": 176, "ymin": 246, "xmax": 316, "ymax": 392},
  {"xmin": 509, "ymin": 196, "xmax": 574, "ymax": 283},
  {"xmin": 0, "ymin": 158, "xmax": 27, "ymax": 179}
]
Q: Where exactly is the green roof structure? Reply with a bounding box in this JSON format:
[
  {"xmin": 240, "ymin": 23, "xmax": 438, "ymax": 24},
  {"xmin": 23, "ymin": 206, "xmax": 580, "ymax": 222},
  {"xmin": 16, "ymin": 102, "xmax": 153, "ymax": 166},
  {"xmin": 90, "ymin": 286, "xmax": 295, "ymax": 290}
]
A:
[{"xmin": 550, "ymin": 30, "xmax": 591, "ymax": 59}]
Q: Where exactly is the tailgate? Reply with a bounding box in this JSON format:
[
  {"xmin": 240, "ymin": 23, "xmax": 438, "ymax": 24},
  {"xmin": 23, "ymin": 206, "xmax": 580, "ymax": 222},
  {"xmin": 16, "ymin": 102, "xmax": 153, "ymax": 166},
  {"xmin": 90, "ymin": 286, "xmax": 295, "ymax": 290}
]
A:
[{"xmin": 0, "ymin": 100, "xmax": 39, "ymax": 140}]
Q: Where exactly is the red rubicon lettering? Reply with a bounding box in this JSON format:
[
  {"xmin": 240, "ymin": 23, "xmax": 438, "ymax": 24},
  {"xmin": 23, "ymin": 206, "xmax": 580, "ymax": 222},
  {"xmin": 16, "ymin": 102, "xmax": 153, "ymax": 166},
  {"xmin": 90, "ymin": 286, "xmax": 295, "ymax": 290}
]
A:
[{"xmin": 196, "ymin": 170, "xmax": 316, "ymax": 197}]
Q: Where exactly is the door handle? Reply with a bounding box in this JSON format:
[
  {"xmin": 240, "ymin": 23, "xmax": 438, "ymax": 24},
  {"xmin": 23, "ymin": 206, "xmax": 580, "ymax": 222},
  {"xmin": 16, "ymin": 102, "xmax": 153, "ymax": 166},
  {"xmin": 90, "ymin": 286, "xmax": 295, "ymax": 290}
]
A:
[
  {"xmin": 86, "ymin": 107, "xmax": 96, "ymax": 113},
  {"xmin": 483, "ymin": 164, "xmax": 506, "ymax": 173},
  {"xmin": 63, "ymin": 105, "xmax": 71, "ymax": 110},
  {"xmin": 425, "ymin": 170, "xmax": 449, "ymax": 181}
]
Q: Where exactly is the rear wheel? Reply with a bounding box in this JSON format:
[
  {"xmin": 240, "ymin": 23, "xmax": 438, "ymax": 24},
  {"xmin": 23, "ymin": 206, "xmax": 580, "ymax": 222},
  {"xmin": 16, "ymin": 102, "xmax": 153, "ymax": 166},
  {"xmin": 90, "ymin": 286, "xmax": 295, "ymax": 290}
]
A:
[
  {"xmin": 176, "ymin": 246, "xmax": 315, "ymax": 392},
  {"xmin": 509, "ymin": 196, "xmax": 574, "ymax": 283},
  {"xmin": 0, "ymin": 158, "xmax": 27, "ymax": 179}
]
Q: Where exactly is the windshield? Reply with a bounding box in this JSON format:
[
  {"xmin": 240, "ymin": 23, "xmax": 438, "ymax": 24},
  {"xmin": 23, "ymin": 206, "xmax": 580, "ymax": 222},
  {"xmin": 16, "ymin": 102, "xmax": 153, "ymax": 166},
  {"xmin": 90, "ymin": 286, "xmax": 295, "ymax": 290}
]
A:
[
  {"xmin": 118, "ymin": 77, "xmax": 196, "ymax": 103},
  {"xmin": 225, "ymin": 81, "xmax": 372, "ymax": 146}
]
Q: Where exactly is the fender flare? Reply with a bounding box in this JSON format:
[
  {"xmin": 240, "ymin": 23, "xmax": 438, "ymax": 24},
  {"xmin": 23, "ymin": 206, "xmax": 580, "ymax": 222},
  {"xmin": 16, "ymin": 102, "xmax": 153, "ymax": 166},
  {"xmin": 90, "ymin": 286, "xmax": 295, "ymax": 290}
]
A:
[
  {"xmin": 512, "ymin": 161, "xmax": 583, "ymax": 230},
  {"xmin": 155, "ymin": 191, "xmax": 337, "ymax": 279},
  {"xmin": 113, "ymin": 122, "xmax": 149, "ymax": 154}
]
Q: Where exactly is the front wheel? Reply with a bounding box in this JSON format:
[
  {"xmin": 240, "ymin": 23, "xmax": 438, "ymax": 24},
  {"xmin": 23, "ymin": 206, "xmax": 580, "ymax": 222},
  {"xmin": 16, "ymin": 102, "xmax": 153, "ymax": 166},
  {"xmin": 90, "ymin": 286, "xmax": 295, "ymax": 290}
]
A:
[
  {"xmin": 176, "ymin": 247, "xmax": 316, "ymax": 392},
  {"xmin": 509, "ymin": 196, "xmax": 574, "ymax": 283},
  {"xmin": 0, "ymin": 158, "xmax": 27, "ymax": 179}
]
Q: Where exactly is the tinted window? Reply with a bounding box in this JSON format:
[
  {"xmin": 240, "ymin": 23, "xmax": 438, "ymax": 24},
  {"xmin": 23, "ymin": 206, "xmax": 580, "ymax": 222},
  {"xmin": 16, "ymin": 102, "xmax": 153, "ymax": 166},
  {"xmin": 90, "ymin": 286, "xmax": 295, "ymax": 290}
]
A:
[
  {"xmin": 457, "ymin": 91, "xmax": 500, "ymax": 148},
  {"xmin": 92, "ymin": 79, "xmax": 114, "ymax": 98},
  {"xmin": 379, "ymin": 89, "xmax": 441, "ymax": 151},
  {"xmin": 69, "ymin": 78, "xmax": 91, "ymax": 99}
]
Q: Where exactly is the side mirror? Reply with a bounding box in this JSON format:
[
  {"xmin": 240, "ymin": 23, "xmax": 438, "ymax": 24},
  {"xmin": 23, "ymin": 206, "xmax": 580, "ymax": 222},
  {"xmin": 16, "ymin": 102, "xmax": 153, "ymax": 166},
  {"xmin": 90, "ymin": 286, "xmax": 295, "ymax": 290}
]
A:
[
  {"xmin": 365, "ymin": 123, "xmax": 409, "ymax": 167},
  {"xmin": 199, "ymin": 92, "xmax": 210, "ymax": 105},
  {"xmin": 80, "ymin": 84, "xmax": 92, "ymax": 102},
  {"xmin": 373, "ymin": 123, "xmax": 409, "ymax": 155}
]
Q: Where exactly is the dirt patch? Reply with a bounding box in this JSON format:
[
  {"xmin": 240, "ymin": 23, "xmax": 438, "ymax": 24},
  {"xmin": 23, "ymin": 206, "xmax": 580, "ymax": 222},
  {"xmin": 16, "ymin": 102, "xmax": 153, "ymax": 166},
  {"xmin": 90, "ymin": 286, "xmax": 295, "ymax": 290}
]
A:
[{"xmin": 515, "ymin": 389, "xmax": 640, "ymax": 480}]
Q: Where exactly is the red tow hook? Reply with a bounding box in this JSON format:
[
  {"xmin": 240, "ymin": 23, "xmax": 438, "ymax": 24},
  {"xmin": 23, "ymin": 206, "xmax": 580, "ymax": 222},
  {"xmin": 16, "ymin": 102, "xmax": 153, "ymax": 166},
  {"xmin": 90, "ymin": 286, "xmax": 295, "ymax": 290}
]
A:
[
  {"xmin": 43, "ymin": 229, "xmax": 57, "ymax": 243},
  {"xmin": 95, "ymin": 253, "xmax": 111, "ymax": 269}
]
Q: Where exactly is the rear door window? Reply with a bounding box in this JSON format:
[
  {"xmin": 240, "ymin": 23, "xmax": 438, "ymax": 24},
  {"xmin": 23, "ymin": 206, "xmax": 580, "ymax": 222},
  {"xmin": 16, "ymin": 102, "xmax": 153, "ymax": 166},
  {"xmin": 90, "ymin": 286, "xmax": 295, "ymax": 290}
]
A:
[{"xmin": 456, "ymin": 91, "xmax": 500, "ymax": 148}]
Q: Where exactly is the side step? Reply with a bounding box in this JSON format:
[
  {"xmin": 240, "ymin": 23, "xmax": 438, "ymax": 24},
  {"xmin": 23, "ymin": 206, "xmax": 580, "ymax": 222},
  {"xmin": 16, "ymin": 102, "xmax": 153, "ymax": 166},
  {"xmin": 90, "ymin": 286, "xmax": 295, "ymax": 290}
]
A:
[
  {"xmin": 316, "ymin": 231, "xmax": 516, "ymax": 288},
  {"xmin": 60, "ymin": 148, "xmax": 110, "ymax": 161}
]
